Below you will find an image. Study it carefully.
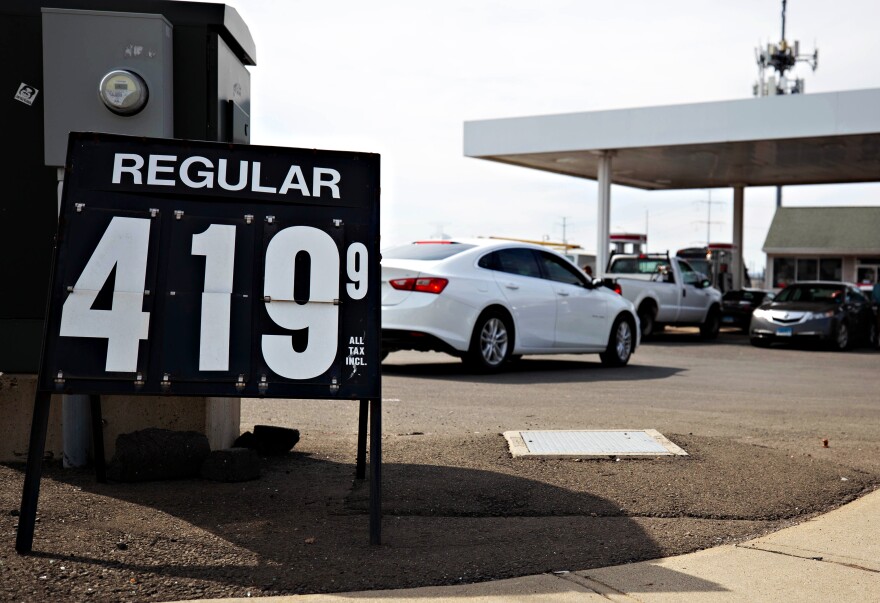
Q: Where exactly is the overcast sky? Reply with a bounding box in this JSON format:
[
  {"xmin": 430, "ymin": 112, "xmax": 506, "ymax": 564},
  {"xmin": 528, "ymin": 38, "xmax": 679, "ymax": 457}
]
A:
[{"xmin": 229, "ymin": 0, "xmax": 880, "ymax": 274}]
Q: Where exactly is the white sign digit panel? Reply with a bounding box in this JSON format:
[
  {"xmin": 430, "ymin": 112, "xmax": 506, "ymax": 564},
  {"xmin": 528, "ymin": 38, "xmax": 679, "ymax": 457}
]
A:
[
  {"xmin": 191, "ymin": 224, "xmax": 236, "ymax": 371},
  {"xmin": 59, "ymin": 216, "xmax": 151, "ymax": 372},
  {"xmin": 262, "ymin": 226, "xmax": 339, "ymax": 380}
]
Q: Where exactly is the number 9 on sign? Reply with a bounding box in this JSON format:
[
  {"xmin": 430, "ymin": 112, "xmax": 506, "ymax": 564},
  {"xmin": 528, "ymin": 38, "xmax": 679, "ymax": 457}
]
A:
[{"xmin": 263, "ymin": 226, "xmax": 339, "ymax": 379}]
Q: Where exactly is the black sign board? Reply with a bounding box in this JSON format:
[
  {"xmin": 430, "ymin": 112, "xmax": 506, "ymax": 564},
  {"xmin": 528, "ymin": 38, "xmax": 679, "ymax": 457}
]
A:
[
  {"xmin": 40, "ymin": 133, "xmax": 380, "ymax": 399},
  {"xmin": 17, "ymin": 133, "xmax": 383, "ymax": 553}
]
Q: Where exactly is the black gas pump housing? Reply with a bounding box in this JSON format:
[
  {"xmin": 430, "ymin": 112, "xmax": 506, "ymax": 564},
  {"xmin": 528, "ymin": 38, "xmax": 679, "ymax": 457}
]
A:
[{"xmin": 0, "ymin": 0, "xmax": 255, "ymax": 371}]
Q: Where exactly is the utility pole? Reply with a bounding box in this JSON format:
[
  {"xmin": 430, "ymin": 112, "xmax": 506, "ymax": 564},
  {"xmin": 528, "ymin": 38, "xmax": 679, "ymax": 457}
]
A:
[
  {"xmin": 558, "ymin": 216, "xmax": 570, "ymax": 246},
  {"xmin": 695, "ymin": 190, "xmax": 726, "ymax": 246}
]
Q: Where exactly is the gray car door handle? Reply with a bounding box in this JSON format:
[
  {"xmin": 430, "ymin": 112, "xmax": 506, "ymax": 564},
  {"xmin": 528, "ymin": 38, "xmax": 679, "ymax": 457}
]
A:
[
  {"xmin": 557, "ymin": 290, "xmax": 570, "ymax": 296},
  {"xmin": 505, "ymin": 283, "xmax": 519, "ymax": 290}
]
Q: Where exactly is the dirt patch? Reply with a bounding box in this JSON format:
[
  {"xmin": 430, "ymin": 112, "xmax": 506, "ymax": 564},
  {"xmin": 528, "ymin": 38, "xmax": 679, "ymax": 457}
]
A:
[{"xmin": 1, "ymin": 433, "xmax": 876, "ymax": 601}]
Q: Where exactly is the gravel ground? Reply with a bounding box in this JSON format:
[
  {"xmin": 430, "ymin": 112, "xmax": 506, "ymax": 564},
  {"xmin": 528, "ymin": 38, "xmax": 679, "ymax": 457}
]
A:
[{"xmin": 2, "ymin": 429, "xmax": 876, "ymax": 602}]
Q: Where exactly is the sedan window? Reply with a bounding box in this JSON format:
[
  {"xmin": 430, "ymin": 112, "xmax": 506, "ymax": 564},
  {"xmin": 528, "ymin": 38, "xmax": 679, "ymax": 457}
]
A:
[
  {"xmin": 537, "ymin": 251, "xmax": 588, "ymax": 287},
  {"xmin": 493, "ymin": 248, "xmax": 543, "ymax": 278},
  {"xmin": 723, "ymin": 290, "xmax": 757, "ymax": 302}
]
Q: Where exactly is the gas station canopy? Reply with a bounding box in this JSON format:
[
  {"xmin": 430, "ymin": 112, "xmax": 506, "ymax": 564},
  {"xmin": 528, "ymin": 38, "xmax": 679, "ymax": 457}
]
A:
[
  {"xmin": 463, "ymin": 88, "xmax": 880, "ymax": 283},
  {"xmin": 463, "ymin": 88, "xmax": 880, "ymax": 190}
]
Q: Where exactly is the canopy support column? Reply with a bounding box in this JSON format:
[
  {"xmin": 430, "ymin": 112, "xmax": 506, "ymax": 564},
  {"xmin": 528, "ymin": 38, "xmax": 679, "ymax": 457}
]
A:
[
  {"xmin": 596, "ymin": 151, "xmax": 613, "ymax": 277},
  {"xmin": 732, "ymin": 185, "xmax": 745, "ymax": 290}
]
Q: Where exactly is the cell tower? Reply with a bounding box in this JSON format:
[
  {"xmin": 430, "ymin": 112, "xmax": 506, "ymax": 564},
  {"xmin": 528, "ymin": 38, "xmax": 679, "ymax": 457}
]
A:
[{"xmin": 753, "ymin": 0, "xmax": 818, "ymax": 96}]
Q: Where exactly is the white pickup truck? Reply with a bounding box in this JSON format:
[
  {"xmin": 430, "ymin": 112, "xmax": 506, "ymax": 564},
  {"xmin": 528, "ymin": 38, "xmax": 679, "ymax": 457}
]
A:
[{"xmin": 604, "ymin": 253, "xmax": 722, "ymax": 339}]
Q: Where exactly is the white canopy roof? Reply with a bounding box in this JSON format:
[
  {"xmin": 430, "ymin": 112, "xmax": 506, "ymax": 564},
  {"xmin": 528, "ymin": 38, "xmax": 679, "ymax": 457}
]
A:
[{"xmin": 464, "ymin": 88, "xmax": 880, "ymax": 190}]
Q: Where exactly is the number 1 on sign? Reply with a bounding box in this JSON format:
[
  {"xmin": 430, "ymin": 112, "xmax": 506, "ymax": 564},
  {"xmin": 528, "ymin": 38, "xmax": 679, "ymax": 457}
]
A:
[{"xmin": 191, "ymin": 224, "xmax": 236, "ymax": 371}]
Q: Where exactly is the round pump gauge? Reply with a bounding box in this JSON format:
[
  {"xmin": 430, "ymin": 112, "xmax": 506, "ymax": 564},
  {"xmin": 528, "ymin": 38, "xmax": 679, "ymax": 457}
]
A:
[{"xmin": 98, "ymin": 70, "xmax": 149, "ymax": 115}]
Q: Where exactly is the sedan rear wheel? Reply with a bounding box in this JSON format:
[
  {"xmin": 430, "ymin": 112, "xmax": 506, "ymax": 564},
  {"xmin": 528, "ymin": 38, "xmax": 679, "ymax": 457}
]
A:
[
  {"xmin": 465, "ymin": 310, "xmax": 512, "ymax": 372},
  {"xmin": 600, "ymin": 316, "xmax": 634, "ymax": 366}
]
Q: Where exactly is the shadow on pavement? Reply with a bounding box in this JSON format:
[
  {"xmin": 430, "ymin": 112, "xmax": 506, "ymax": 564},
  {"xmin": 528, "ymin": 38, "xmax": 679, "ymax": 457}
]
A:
[{"xmin": 2, "ymin": 454, "xmax": 675, "ymax": 600}]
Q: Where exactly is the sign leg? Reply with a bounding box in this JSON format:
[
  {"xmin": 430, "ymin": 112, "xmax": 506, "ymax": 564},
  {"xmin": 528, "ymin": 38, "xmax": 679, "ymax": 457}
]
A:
[
  {"xmin": 89, "ymin": 395, "xmax": 107, "ymax": 483},
  {"xmin": 369, "ymin": 398, "xmax": 382, "ymax": 545},
  {"xmin": 16, "ymin": 392, "xmax": 52, "ymax": 554},
  {"xmin": 356, "ymin": 399, "xmax": 368, "ymax": 479}
]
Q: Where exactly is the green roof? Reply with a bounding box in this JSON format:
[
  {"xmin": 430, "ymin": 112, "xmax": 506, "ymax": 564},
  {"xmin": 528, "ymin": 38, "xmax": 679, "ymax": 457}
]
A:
[{"xmin": 763, "ymin": 207, "xmax": 880, "ymax": 254}]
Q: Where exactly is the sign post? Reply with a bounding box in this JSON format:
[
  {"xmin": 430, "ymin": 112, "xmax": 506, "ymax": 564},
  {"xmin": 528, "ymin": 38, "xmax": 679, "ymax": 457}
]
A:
[{"xmin": 16, "ymin": 132, "xmax": 382, "ymax": 552}]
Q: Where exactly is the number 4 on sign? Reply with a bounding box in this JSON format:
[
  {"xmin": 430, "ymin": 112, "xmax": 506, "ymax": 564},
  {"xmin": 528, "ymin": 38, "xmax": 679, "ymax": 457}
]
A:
[{"xmin": 59, "ymin": 217, "xmax": 151, "ymax": 372}]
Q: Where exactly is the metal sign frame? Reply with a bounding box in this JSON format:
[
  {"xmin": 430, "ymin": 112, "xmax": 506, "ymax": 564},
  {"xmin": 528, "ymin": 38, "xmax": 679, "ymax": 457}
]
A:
[{"xmin": 16, "ymin": 132, "xmax": 382, "ymax": 553}]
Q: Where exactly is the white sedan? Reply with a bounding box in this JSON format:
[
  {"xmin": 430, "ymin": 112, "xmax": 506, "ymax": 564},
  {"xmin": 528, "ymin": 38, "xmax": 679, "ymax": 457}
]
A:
[{"xmin": 381, "ymin": 239, "xmax": 639, "ymax": 371}]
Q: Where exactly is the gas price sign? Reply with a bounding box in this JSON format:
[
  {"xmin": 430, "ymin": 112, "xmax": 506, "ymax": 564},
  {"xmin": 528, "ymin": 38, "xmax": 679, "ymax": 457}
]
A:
[{"xmin": 39, "ymin": 133, "xmax": 380, "ymax": 400}]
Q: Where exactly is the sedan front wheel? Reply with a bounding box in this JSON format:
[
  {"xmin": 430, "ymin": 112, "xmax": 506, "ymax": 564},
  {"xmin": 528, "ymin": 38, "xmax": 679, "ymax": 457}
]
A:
[
  {"xmin": 832, "ymin": 321, "xmax": 850, "ymax": 351},
  {"xmin": 600, "ymin": 316, "xmax": 634, "ymax": 367}
]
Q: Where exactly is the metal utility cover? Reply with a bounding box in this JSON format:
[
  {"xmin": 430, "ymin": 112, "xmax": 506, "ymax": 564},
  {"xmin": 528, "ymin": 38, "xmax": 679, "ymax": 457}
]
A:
[{"xmin": 504, "ymin": 430, "xmax": 687, "ymax": 458}]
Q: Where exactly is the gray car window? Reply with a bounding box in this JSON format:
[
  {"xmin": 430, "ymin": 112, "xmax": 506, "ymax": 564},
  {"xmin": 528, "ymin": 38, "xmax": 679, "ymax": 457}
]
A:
[
  {"xmin": 775, "ymin": 284, "xmax": 845, "ymax": 303},
  {"xmin": 848, "ymin": 287, "xmax": 867, "ymax": 303}
]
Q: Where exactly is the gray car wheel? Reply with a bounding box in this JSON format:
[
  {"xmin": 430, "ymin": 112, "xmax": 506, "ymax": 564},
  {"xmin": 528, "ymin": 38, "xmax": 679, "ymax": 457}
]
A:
[{"xmin": 832, "ymin": 321, "xmax": 850, "ymax": 351}]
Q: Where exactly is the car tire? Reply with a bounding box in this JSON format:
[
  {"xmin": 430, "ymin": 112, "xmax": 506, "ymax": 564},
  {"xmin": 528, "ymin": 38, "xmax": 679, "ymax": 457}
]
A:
[
  {"xmin": 637, "ymin": 304, "xmax": 656, "ymax": 338},
  {"xmin": 600, "ymin": 316, "xmax": 635, "ymax": 367},
  {"xmin": 464, "ymin": 309, "xmax": 513, "ymax": 372},
  {"xmin": 832, "ymin": 320, "xmax": 850, "ymax": 351},
  {"xmin": 750, "ymin": 337, "xmax": 771, "ymax": 348},
  {"xmin": 700, "ymin": 307, "xmax": 721, "ymax": 340}
]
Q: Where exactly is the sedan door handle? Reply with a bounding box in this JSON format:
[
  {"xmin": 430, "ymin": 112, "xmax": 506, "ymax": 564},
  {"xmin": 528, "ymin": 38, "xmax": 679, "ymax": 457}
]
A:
[
  {"xmin": 505, "ymin": 283, "xmax": 519, "ymax": 290},
  {"xmin": 557, "ymin": 290, "xmax": 570, "ymax": 297}
]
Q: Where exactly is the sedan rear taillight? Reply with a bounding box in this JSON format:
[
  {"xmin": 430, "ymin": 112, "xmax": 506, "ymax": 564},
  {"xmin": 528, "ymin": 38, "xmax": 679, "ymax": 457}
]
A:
[{"xmin": 389, "ymin": 277, "xmax": 449, "ymax": 294}]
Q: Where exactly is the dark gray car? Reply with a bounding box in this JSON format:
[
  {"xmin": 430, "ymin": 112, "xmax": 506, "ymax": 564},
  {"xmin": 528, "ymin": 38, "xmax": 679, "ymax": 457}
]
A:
[{"xmin": 749, "ymin": 282, "xmax": 877, "ymax": 350}]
